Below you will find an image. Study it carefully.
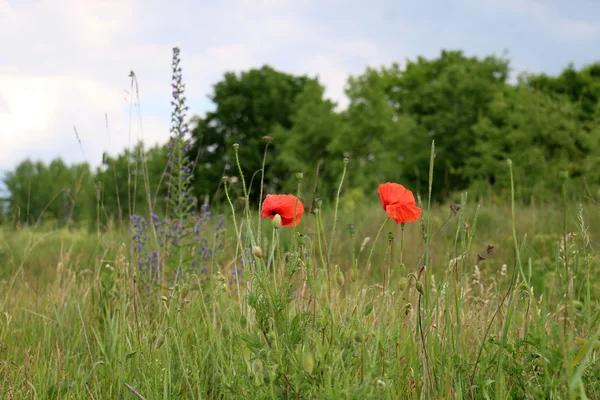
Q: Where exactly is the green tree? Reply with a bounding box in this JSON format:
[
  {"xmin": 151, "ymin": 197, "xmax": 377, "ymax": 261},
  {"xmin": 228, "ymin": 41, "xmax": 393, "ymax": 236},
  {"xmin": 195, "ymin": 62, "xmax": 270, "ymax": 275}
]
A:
[
  {"xmin": 524, "ymin": 62, "xmax": 600, "ymax": 126},
  {"xmin": 377, "ymin": 50, "xmax": 510, "ymax": 199},
  {"xmin": 4, "ymin": 158, "xmax": 94, "ymax": 227},
  {"xmin": 464, "ymin": 85, "xmax": 592, "ymax": 203},
  {"xmin": 330, "ymin": 67, "xmax": 422, "ymax": 196},
  {"xmin": 94, "ymin": 142, "xmax": 169, "ymax": 229},
  {"xmin": 274, "ymin": 79, "xmax": 345, "ymax": 200},
  {"xmin": 190, "ymin": 65, "xmax": 318, "ymax": 203}
]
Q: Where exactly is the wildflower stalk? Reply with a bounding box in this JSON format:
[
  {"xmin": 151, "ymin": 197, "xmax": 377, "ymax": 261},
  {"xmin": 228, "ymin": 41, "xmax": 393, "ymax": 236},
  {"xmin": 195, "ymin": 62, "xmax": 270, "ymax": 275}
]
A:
[
  {"xmin": 316, "ymin": 210, "xmax": 332, "ymax": 306},
  {"xmin": 469, "ymin": 159, "xmax": 520, "ymax": 398},
  {"xmin": 399, "ymin": 223, "xmax": 405, "ymax": 268},
  {"xmin": 364, "ymin": 217, "xmax": 389, "ymax": 285},
  {"xmin": 328, "ymin": 158, "xmax": 348, "ymax": 261},
  {"xmin": 292, "ymin": 172, "xmax": 303, "ymax": 256},
  {"xmin": 423, "ymin": 140, "xmax": 435, "ymax": 308},
  {"xmin": 268, "ymin": 226, "xmax": 279, "ymax": 286},
  {"xmin": 223, "ymin": 179, "xmax": 245, "ymax": 283},
  {"xmin": 233, "ymin": 144, "xmax": 251, "ymax": 220},
  {"xmin": 560, "ymin": 170, "xmax": 573, "ymax": 390},
  {"xmin": 257, "ymin": 138, "xmax": 271, "ymax": 246}
]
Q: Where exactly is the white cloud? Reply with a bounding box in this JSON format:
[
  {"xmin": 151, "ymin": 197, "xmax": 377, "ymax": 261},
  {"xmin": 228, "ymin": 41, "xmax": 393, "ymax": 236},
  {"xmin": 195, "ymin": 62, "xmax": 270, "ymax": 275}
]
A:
[
  {"xmin": 0, "ymin": 0, "xmax": 386, "ymax": 175},
  {"xmin": 0, "ymin": 71, "xmax": 168, "ymax": 171},
  {"xmin": 1, "ymin": 0, "xmax": 598, "ymax": 179}
]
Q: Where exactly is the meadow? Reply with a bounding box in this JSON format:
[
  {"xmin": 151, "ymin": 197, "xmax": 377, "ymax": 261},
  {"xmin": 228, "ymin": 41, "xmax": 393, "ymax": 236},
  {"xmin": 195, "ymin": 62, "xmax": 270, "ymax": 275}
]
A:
[
  {"xmin": 1, "ymin": 47, "xmax": 600, "ymax": 399},
  {"xmin": 1, "ymin": 155, "xmax": 599, "ymax": 399}
]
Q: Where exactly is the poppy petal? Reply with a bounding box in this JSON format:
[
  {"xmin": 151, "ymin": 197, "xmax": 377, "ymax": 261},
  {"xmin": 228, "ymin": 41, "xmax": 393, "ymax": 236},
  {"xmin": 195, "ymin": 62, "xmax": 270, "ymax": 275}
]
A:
[
  {"xmin": 385, "ymin": 203, "xmax": 422, "ymax": 224},
  {"xmin": 260, "ymin": 194, "xmax": 305, "ymax": 226},
  {"xmin": 378, "ymin": 182, "xmax": 415, "ymax": 208}
]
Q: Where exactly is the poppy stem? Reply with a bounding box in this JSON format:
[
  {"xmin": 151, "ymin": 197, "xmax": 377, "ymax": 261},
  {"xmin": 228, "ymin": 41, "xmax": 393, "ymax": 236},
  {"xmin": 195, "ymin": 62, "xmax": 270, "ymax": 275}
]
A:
[{"xmin": 400, "ymin": 223, "xmax": 405, "ymax": 268}]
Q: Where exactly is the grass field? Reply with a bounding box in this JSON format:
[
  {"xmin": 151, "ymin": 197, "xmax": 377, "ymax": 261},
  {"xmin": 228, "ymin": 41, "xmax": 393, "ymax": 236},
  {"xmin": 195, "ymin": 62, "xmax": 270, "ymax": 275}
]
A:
[{"xmin": 1, "ymin": 161, "xmax": 599, "ymax": 400}]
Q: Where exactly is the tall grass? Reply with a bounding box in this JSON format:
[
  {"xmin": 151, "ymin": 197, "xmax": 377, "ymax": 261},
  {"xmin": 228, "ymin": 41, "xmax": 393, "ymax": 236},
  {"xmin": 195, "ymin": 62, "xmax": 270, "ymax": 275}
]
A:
[{"xmin": 0, "ymin": 47, "xmax": 599, "ymax": 400}]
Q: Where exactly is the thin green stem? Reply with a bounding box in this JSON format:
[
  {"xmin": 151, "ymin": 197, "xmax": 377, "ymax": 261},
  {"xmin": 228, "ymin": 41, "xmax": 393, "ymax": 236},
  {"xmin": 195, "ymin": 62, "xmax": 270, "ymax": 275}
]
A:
[
  {"xmin": 328, "ymin": 159, "xmax": 347, "ymax": 261},
  {"xmin": 469, "ymin": 159, "xmax": 520, "ymax": 399},
  {"xmin": 233, "ymin": 144, "xmax": 251, "ymax": 223},
  {"xmin": 364, "ymin": 217, "xmax": 390, "ymax": 284},
  {"xmin": 257, "ymin": 142, "xmax": 270, "ymax": 246}
]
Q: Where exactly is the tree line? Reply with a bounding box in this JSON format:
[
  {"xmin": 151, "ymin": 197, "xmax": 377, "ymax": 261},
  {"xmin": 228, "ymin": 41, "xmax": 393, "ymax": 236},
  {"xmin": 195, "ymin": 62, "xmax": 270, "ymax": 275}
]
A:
[{"xmin": 2, "ymin": 49, "xmax": 600, "ymax": 229}]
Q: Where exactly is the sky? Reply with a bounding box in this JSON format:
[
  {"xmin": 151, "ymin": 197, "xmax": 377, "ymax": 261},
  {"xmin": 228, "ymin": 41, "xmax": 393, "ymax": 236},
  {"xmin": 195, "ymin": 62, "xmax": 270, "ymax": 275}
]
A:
[{"xmin": 1, "ymin": 0, "xmax": 599, "ymax": 191}]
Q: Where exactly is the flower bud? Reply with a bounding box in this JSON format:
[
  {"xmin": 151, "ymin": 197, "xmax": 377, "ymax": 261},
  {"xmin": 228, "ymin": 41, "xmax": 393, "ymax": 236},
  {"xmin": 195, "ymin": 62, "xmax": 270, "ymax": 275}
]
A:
[
  {"xmin": 559, "ymin": 170, "xmax": 569, "ymax": 181},
  {"xmin": 343, "ymin": 157, "xmax": 349, "ymax": 166},
  {"xmin": 350, "ymin": 268, "xmax": 358, "ymax": 283},
  {"xmin": 272, "ymin": 214, "xmax": 282, "ymax": 229},
  {"xmin": 262, "ymin": 135, "xmax": 273, "ymax": 144},
  {"xmin": 348, "ymin": 224, "xmax": 356, "ymax": 236},
  {"xmin": 233, "ymin": 143, "xmax": 239, "ymax": 150},
  {"xmin": 302, "ymin": 351, "xmax": 314, "ymax": 374},
  {"xmin": 415, "ymin": 281, "xmax": 425, "ymax": 295},
  {"xmin": 335, "ymin": 268, "xmax": 345, "ymax": 286},
  {"xmin": 363, "ymin": 302, "xmax": 373, "ymax": 316},
  {"xmin": 253, "ymin": 246, "xmax": 263, "ymax": 258}
]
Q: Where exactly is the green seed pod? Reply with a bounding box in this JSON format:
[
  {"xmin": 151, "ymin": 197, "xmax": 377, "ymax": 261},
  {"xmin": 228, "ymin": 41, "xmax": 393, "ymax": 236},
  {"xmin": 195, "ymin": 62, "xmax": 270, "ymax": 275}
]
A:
[
  {"xmin": 240, "ymin": 315, "xmax": 247, "ymax": 329},
  {"xmin": 296, "ymin": 171, "xmax": 304, "ymax": 181},
  {"xmin": 415, "ymin": 281, "xmax": 425, "ymax": 295},
  {"xmin": 272, "ymin": 214, "xmax": 282, "ymax": 229},
  {"xmin": 348, "ymin": 224, "xmax": 356, "ymax": 236},
  {"xmin": 335, "ymin": 267, "xmax": 345, "ymax": 286},
  {"xmin": 559, "ymin": 170, "xmax": 569, "ymax": 180},
  {"xmin": 302, "ymin": 351, "xmax": 314, "ymax": 374},
  {"xmin": 233, "ymin": 143, "xmax": 239, "ymax": 150}
]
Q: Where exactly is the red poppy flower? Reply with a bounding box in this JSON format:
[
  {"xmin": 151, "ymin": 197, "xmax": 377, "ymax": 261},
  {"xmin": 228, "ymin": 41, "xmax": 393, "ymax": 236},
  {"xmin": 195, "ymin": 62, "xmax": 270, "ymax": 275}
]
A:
[
  {"xmin": 260, "ymin": 194, "xmax": 305, "ymax": 227},
  {"xmin": 378, "ymin": 182, "xmax": 421, "ymax": 224}
]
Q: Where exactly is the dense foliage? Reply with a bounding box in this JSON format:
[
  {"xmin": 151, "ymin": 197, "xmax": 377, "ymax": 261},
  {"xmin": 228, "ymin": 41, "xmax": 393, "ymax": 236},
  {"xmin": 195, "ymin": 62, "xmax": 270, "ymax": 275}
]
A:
[{"xmin": 3, "ymin": 50, "xmax": 600, "ymax": 227}]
